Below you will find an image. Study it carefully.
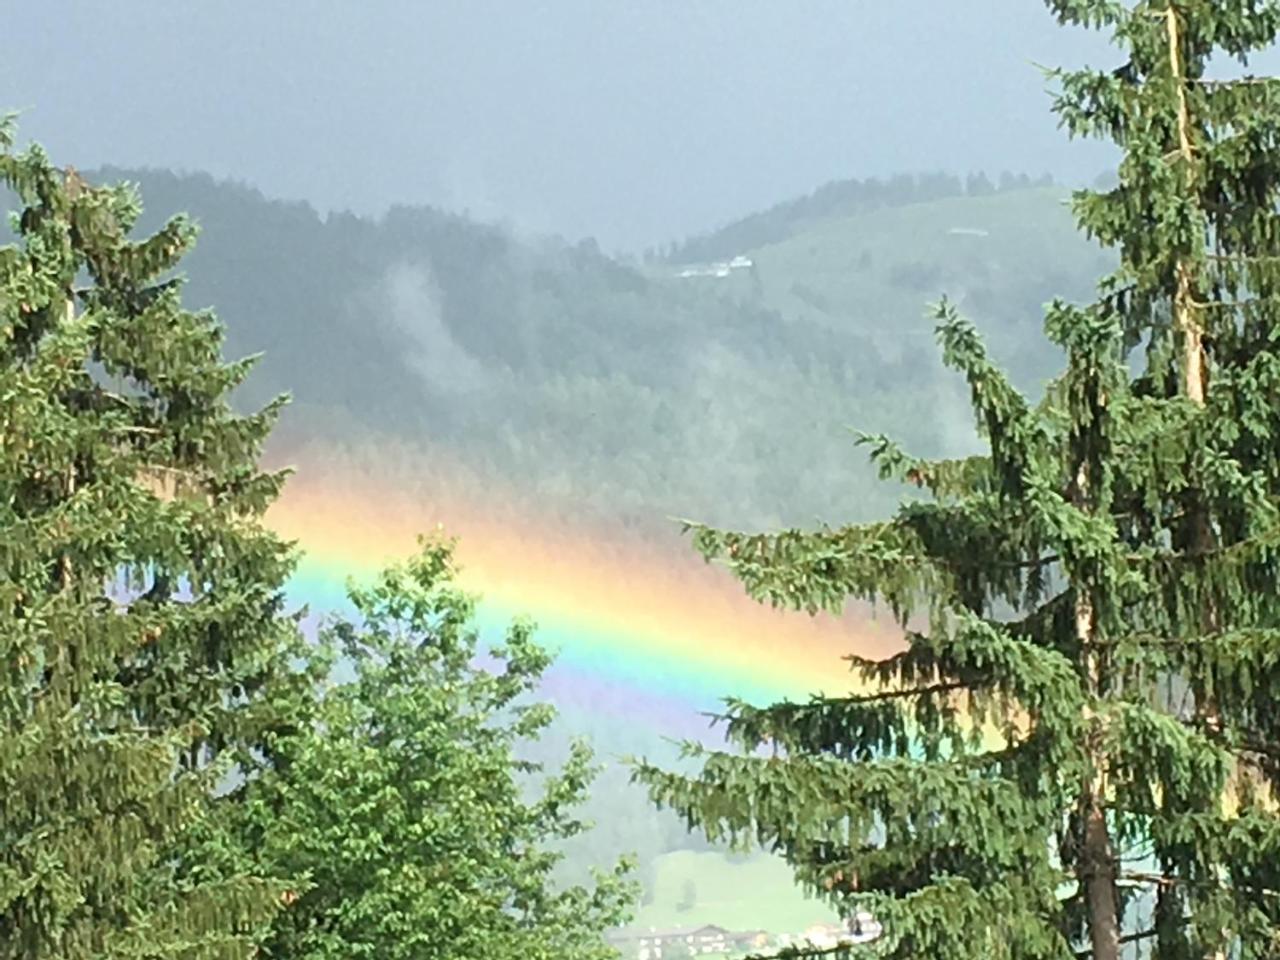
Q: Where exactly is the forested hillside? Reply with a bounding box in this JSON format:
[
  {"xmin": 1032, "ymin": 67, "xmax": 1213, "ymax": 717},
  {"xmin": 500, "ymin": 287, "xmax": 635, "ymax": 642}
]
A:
[{"xmin": 77, "ymin": 167, "xmax": 1111, "ymax": 535}]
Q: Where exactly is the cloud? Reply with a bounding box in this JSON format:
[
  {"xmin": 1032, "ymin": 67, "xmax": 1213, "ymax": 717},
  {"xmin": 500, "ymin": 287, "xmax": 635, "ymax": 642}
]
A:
[
  {"xmin": 928, "ymin": 368, "xmax": 982, "ymax": 459},
  {"xmin": 375, "ymin": 260, "xmax": 490, "ymax": 394}
]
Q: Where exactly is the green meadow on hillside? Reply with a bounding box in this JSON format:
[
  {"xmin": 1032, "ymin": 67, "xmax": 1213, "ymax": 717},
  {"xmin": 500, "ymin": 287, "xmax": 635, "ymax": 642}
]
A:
[
  {"xmin": 661, "ymin": 186, "xmax": 1113, "ymax": 384},
  {"xmin": 633, "ymin": 851, "xmax": 838, "ymax": 935}
]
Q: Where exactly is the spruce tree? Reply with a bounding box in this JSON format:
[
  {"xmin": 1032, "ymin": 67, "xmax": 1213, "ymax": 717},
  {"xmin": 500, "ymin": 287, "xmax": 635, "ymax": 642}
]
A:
[
  {"xmin": 634, "ymin": 3, "xmax": 1280, "ymax": 958},
  {"xmin": 0, "ymin": 120, "xmax": 302, "ymax": 957}
]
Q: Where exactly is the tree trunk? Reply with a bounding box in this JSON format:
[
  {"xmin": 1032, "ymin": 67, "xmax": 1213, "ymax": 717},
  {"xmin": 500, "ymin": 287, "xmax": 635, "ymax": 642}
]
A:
[
  {"xmin": 59, "ymin": 298, "xmax": 76, "ymax": 592},
  {"xmin": 1167, "ymin": 5, "xmax": 1205, "ymax": 406},
  {"xmin": 1082, "ymin": 798, "xmax": 1121, "ymax": 960},
  {"xmin": 1078, "ymin": 584, "xmax": 1121, "ymax": 960},
  {"xmin": 1166, "ymin": 8, "xmax": 1229, "ymax": 958}
]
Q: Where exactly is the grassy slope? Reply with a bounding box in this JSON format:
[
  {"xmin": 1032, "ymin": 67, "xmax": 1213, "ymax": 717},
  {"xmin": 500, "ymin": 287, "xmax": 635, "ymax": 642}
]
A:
[
  {"xmin": 745, "ymin": 187, "xmax": 1110, "ymax": 368},
  {"xmin": 632, "ymin": 851, "xmax": 838, "ymax": 934}
]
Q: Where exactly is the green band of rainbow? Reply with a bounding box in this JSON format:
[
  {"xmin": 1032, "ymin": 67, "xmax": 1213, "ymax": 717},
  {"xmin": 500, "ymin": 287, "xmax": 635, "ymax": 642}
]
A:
[{"xmin": 268, "ymin": 448, "xmax": 899, "ymax": 731}]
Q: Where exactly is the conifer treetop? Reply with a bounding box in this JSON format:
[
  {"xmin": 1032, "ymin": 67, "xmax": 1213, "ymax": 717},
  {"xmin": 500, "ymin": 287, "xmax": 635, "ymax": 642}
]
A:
[{"xmin": 1, "ymin": 117, "xmax": 304, "ymax": 959}]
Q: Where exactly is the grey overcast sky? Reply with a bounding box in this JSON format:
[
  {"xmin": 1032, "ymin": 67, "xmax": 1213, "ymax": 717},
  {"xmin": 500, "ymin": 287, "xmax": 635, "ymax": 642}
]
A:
[{"xmin": 0, "ymin": 1, "xmax": 1195, "ymax": 250}]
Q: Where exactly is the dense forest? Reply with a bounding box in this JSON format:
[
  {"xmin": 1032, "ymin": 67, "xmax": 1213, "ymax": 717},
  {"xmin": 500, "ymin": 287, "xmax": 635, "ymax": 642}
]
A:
[{"xmin": 76, "ymin": 165, "xmax": 1111, "ymax": 536}]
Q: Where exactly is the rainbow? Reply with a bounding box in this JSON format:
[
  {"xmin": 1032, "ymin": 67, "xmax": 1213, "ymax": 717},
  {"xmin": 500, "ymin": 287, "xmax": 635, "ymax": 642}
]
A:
[{"xmin": 264, "ymin": 436, "xmax": 903, "ymax": 739}]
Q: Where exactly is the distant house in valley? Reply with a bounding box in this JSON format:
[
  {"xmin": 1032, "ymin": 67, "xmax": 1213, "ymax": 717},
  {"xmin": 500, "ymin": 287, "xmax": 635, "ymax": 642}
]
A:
[
  {"xmin": 776, "ymin": 912, "xmax": 884, "ymax": 951},
  {"xmin": 607, "ymin": 924, "xmax": 770, "ymax": 959},
  {"xmin": 848, "ymin": 909, "xmax": 884, "ymax": 942},
  {"xmin": 676, "ymin": 255, "xmax": 755, "ymax": 279},
  {"xmin": 608, "ymin": 909, "xmax": 881, "ymax": 958}
]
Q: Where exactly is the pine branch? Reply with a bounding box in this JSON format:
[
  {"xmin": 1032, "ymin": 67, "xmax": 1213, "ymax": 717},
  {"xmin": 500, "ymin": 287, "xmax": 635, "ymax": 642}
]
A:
[
  {"xmin": 1191, "ymin": 76, "xmax": 1280, "ymax": 87},
  {"xmin": 737, "ymin": 940, "xmax": 865, "ymax": 960},
  {"xmin": 1189, "ymin": 293, "xmax": 1280, "ymax": 310},
  {"xmin": 1073, "ymin": 928, "xmax": 1156, "ymax": 959},
  {"xmin": 841, "ymin": 681, "xmax": 969, "ymax": 704},
  {"xmin": 1172, "ymin": 715, "xmax": 1280, "ymax": 764},
  {"xmin": 1204, "ymin": 252, "xmax": 1280, "ymax": 263},
  {"xmin": 1119, "ymin": 871, "xmax": 1280, "ymax": 899},
  {"xmin": 697, "ymin": 690, "xmax": 931, "ymax": 729}
]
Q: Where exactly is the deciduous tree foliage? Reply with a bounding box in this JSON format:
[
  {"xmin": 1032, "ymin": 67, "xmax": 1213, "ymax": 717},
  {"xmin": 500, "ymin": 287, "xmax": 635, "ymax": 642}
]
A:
[
  {"xmin": 633, "ymin": 3, "xmax": 1280, "ymax": 958},
  {"xmin": 0, "ymin": 119, "xmax": 306, "ymax": 958},
  {"xmin": 217, "ymin": 536, "xmax": 637, "ymax": 960}
]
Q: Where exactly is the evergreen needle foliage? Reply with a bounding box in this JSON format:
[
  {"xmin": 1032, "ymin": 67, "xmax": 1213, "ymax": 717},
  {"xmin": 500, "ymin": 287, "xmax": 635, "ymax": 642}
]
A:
[
  {"xmin": 0, "ymin": 119, "xmax": 306, "ymax": 958},
  {"xmin": 632, "ymin": 3, "xmax": 1280, "ymax": 958}
]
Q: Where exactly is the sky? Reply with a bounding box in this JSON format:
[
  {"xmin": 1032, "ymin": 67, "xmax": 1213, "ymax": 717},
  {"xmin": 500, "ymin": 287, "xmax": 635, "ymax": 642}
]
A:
[{"xmin": 1, "ymin": 1, "xmax": 1155, "ymax": 251}]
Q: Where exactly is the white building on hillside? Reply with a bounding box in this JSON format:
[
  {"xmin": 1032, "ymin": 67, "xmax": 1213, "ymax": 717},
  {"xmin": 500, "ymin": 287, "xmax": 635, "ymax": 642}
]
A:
[{"xmin": 676, "ymin": 255, "xmax": 755, "ymax": 279}]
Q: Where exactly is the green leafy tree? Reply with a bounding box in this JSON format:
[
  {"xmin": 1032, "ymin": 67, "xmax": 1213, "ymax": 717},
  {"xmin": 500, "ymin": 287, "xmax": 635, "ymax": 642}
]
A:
[
  {"xmin": 0, "ymin": 120, "xmax": 304, "ymax": 957},
  {"xmin": 633, "ymin": 3, "xmax": 1280, "ymax": 958},
  {"xmin": 223, "ymin": 535, "xmax": 638, "ymax": 960}
]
